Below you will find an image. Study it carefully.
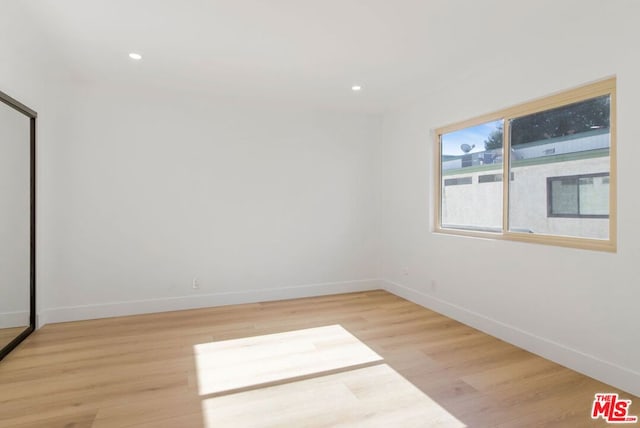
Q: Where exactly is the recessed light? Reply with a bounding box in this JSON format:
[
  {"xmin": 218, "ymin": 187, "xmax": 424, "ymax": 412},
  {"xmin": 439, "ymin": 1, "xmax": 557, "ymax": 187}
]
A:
[
  {"xmin": 352, "ymin": 85, "xmax": 362, "ymax": 91},
  {"xmin": 129, "ymin": 52, "xmax": 142, "ymax": 60}
]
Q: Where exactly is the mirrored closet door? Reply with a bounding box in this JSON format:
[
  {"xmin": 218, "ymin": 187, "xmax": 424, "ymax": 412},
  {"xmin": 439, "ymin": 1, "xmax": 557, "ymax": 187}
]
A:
[{"xmin": 0, "ymin": 89, "xmax": 36, "ymax": 361}]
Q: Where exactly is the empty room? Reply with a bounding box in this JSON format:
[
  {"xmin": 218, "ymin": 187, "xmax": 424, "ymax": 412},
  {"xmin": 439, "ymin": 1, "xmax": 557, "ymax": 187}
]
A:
[{"xmin": 1, "ymin": 1, "xmax": 639, "ymax": 427}]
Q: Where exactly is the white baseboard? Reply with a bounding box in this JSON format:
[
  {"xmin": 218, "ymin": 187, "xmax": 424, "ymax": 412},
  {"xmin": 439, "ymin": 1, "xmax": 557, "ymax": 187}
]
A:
[
  {"xmin": 0, "ymin": 311, "xmax": 30, "ymax": 329},
  {"xmin": 382, "ymin": 279, "xmax": 640, "ymax": 398},
  {"xmin": 41, "ymin": 279, "xmax": 383, "ymax": 326}
]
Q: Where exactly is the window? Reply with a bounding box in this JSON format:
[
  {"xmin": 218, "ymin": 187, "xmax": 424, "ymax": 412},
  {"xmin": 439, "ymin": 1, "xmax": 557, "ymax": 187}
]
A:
[
  {"xmin": 435, "ymin": 78, "xmax": 616, "ymax": 251},
  {"xmin": 440, "ymin": 120, "xmax": 503, "ymax": 231},
  {"xmin": 444, "ymin": 177, "xmax": 472, "ymax": 186},
  {"xmin": 547, "ymin": 173, "xmax": 609, "ymax": 218},
  {"xmin": 478, "ymin": 172, "xmax": 514, "ymax": 183}
]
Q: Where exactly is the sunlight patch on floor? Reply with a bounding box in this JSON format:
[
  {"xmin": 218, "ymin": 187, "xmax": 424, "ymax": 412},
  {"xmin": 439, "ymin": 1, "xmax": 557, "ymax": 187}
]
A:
[
  {"xmin": 194, "ymin": 324, "xmax": 466, "ymax": 427},
  {"xmin": 201, "ymin": 364, "xmax": 467, "ymax": 427},
  {"xmin": 193, "ymin": 324, "xmax": 382, "ymax": 396}
]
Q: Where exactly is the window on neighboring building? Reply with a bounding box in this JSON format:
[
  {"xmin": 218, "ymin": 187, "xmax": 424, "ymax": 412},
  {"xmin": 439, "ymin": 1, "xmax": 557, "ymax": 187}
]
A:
[
  {"xmin": 435, "ymin": 78, "xmax": 616, "ymax": 251},
  {"xmin": 478, "ymin": 172, "xmax": 514, "ymax": 183},
  {"xmin": 444, "ymin": 177, "xmax": 473, "ymax": 186},
  {"xmin": 547, "ymin": 173, "xmax": 609, "ymax": 218}
]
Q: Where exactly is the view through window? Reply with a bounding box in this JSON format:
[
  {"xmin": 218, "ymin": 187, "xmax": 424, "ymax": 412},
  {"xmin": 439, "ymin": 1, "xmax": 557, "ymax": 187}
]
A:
[
  {"xmin": 440, "ymin": 120, "xmax": 503, "ymax": 232},
  {"xmin": 436, "ymin": 78, "xmax": 615, "ymax": 251}
]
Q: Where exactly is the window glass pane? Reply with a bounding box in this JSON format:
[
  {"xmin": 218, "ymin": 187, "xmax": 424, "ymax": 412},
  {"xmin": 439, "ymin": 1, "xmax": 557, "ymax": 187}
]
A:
[
  {"xmin": 550, "ymin": 177, "xmax": 578, "ymax": 215},
  {"xmin": 508, "ymin": 95, "xmax": 610, "ymax": 239},
  {"xmin": 440, "ymin": 120, "xmax": 503, "ymax": 231},
  {"xmin": 579, "ymin": 175, "xmax": 609, "ymax": 215}
]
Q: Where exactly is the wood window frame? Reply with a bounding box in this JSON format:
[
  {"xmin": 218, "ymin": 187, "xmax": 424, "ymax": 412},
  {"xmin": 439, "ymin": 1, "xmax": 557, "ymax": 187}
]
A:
[{"xmin": 434, "ymin": 77, "xmax": 617, "ymax": 252}]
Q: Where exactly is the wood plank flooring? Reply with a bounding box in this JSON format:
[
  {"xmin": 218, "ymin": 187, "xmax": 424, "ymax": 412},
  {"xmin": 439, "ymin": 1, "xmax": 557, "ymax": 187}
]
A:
[
  {"xmin": 0, "ymin": 290, "xmax": 636, "ymax": 427},
  {"xmin": 0, "ymin": 327, "xmax": 28, "ymax": 351}
]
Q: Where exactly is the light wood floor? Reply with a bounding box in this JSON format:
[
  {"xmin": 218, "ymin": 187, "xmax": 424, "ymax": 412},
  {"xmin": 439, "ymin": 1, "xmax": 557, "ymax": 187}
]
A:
[
  {"xmin": 0, "ymin": 290, "xmax": 636, "ymax": 427},
  {"xmin": 0, "ymin": 327, "xmax": 28, "ymax": 351}
]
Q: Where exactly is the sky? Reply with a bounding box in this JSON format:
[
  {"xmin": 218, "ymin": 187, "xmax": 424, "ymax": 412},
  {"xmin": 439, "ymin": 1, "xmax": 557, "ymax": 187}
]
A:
[{"xmin": 441, "ymin": 119, "xmax": 502, "ymax": 156}]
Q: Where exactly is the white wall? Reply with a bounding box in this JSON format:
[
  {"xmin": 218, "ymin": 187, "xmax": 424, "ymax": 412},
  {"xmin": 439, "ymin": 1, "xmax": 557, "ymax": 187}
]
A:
[
  {"xmin": 379, "ymin": 2, "xmax": 640, "ymax": 396},
  {"xmin": 2, "ymin": 4, "xmax": 383, "ymax": 327},
  {"xmin": 40, "ymin": 83, "xmax": 382, "ymax": 322}
]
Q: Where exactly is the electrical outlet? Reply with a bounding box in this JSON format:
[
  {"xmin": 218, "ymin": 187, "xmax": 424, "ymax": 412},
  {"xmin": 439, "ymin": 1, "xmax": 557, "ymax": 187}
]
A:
[
  {"xmin": 430, "ymin": 280, "xmax": 437, "ymax": 292},
  {"xmin": 192, "ymin": 278, "xmax": 200, "ymax": 289},
  {"xmin": 401, "ymin": 267, "xmax": 409, "ymax": 277}
]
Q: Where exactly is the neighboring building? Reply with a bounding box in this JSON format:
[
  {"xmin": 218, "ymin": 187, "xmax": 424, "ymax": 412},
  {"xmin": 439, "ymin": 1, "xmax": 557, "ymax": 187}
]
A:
[{"xmin": 441, "ymin": 129, "xmax": 610, "ymax": 239}]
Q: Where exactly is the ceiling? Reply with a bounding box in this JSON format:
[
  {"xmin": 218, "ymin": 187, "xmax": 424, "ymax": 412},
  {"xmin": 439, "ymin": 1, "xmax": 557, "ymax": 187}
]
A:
[{"xmin": 21, "ymin": 0, "xmax": 610, "ymax": 112}]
